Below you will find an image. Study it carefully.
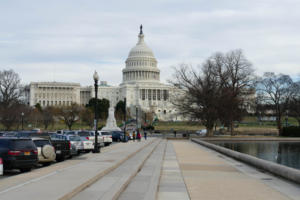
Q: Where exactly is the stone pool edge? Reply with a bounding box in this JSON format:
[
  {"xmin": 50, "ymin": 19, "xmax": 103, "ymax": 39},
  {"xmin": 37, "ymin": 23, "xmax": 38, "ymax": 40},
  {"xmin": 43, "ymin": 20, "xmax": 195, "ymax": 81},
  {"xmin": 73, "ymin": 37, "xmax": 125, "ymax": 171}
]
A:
[{"xmin": 191, "ymin": 138, "xmax": 300, "ymax": 185}]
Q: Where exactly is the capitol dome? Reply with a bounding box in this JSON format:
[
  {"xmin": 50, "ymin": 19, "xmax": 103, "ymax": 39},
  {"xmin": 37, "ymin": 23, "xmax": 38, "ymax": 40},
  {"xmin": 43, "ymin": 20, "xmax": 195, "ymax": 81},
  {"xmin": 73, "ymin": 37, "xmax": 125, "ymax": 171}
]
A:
[{"xmin": 122, "ymin": 25, "xmax": 160, "ymax": 83}]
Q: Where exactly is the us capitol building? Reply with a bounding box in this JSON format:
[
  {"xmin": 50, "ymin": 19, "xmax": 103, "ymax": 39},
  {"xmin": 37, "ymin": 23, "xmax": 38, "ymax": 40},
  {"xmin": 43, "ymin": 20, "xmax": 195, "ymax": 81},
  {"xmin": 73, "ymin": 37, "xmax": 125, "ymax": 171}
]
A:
[{"xmin": 26, "ymin": 26, "xmax": 183, "ymax": 121}]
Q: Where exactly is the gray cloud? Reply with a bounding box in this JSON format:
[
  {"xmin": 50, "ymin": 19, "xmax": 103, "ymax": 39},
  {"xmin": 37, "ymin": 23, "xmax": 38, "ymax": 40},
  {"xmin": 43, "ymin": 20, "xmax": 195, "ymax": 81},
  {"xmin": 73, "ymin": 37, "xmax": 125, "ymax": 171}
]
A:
[{"xmin": 0, "ymin": 0, "xmax": 299, "ymax": 86}]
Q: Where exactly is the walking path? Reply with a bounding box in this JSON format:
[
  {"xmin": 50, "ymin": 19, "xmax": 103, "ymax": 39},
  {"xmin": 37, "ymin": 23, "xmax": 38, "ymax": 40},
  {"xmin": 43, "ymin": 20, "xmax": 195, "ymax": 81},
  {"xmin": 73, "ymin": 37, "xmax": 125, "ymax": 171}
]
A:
[
  {"xmin": 157, "ymin": 141, "xmax": 190, "ymax": 200},
  {"xmin": 172, "ymin": 140, "xmax": 292, "ymax": 200}
]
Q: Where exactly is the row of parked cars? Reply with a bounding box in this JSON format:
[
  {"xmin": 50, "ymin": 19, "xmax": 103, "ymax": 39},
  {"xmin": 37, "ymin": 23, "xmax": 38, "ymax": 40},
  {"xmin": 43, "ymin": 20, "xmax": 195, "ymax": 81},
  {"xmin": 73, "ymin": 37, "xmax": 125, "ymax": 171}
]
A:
[{"xmin": 0, "ymin": 129, "xmax": 126, "ymax": 175}]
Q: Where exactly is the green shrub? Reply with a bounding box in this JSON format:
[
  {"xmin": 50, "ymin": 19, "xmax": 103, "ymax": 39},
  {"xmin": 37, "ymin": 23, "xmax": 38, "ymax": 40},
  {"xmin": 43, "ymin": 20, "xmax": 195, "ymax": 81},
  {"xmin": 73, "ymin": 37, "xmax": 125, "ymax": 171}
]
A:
[{"xmin": 282, "ymin": 126, "xmax": 300, "ymax": 137}]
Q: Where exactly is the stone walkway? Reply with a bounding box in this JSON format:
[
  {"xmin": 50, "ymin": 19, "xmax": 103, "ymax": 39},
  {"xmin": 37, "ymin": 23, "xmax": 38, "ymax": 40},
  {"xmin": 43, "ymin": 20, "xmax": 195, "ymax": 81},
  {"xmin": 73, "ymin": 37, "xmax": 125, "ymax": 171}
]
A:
[
  {"xmin": 157, "ymin": 141, "xmax": 190, "ymax": 200},
  {"xmin": 172, "ymin": 140, "xmax": 292, "ymax": 200}
]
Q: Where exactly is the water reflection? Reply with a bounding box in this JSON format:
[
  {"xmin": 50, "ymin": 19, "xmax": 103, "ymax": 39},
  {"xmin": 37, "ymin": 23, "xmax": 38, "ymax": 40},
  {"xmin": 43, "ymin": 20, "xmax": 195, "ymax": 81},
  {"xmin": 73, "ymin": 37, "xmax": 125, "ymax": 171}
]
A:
[{"xmin": 211, "ymin": 141, "xmax": 300, "ymax": 170}]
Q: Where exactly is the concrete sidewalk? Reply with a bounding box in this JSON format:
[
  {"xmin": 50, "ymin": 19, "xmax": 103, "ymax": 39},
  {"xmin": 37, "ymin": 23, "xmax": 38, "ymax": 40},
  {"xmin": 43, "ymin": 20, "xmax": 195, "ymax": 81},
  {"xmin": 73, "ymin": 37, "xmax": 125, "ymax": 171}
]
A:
[
  {"xmin": 0, "ymin": 138, "xmax": 156, "ymax": 200},
  {"xmin": 157, "ymin": 140, "xmax": 190, "ymax": 200},
  {"xmin": 172, "ymin": 140, "xmax": 292, "ymax": 200}
]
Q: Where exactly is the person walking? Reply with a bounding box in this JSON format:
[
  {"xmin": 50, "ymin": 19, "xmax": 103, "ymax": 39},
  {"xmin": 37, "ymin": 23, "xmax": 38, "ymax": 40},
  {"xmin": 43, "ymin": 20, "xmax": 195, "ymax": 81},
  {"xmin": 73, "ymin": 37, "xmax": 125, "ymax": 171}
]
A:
[
  {"xmin": 132, "ymin": 131, "xmax": 136, "ymax": 141},
  {"xmin": 137, "ymin": 130, "xmax": 141, "ymax": 142},
  {"xmin": 144, "ymin": 131, "xmax": 147, "ymax": 140},
  {"xmin": 174, "ymin": 130, "xmax": 177, "ymax": 138}
]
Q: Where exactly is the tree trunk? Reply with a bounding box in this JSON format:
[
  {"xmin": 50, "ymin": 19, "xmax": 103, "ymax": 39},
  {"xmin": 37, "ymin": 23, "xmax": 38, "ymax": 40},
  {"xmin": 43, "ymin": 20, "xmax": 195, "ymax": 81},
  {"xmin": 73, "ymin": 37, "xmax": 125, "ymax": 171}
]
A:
[{"xmin": 206, "ymin": 128, "xmax": 214, "ymax": 137}]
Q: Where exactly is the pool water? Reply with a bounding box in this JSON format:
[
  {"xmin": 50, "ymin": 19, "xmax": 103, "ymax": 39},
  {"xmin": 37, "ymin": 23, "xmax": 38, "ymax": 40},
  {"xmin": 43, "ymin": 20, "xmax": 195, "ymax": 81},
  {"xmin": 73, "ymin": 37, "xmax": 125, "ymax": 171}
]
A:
[{"xmin": 211, "ymin": 141, "xmax": 300, "ymax": 170}]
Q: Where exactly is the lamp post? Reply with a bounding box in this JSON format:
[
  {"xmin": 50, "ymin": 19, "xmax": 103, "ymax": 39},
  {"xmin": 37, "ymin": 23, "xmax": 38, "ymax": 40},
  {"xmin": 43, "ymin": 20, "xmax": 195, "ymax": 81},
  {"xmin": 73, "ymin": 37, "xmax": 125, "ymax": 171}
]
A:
[
  {"xmin": 93, "ymin": 71, "xmax": 100, "ymax": 153},
  {"xmin": 21, "ymin": 112, "xmax": 24, "ymax": 130},
  {"xmin": 123, "ymin": 98, "xmax": 126, "ymax": 142}
]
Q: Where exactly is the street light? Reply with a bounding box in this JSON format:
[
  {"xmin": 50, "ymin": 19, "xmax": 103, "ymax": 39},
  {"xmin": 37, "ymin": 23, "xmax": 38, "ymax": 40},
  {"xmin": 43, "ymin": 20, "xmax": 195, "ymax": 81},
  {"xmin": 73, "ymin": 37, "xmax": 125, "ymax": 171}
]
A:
[
  {"xmin": 93, "ymin": 71, "xmax": 100, "ymax": 153},
  {"xmin": 21, "ymin": 112, "xmax": 24, "ymax": 130}
]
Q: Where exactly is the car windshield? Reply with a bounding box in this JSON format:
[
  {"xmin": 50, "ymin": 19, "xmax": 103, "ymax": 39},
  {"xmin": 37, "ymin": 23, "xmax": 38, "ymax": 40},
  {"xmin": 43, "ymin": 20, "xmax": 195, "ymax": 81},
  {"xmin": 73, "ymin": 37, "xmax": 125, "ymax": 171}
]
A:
[
  {"xmin": 34, "ymin": 140, "xmax": 51, "ymax": 147},
  {"xmin": 78, "ymin": 132, "xmax": 90, "ymax": 136},
  {"xmin": 69, "ymin": 136, "xmax": 81, "ymax": 141},
  {"xmin": 11, "ymin": 139, "xmax": 35, "ymax": 150}
]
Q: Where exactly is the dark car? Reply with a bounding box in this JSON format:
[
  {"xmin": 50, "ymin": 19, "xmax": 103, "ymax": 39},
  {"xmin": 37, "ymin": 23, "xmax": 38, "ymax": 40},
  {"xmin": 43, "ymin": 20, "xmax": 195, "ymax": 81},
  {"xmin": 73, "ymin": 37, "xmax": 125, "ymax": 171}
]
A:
[
  {"xmin": 0, "ymin": 137, "xmax": 38, "ymax": 172},
  {"xmin": 111, "ymin": 131, "xmax": 128, "ymax": 142}
]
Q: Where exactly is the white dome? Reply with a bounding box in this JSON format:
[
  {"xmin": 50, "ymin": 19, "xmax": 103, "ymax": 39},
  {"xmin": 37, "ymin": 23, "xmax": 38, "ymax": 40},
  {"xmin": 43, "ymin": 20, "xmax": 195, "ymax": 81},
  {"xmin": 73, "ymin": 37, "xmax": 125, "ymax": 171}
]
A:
[
  {"xmin": 122, "ymin": 25, "xmax": 160, "ymax": 84},
  {"xmin": 128, "ymin": 34, "xmax": 155, "ymax": 58}
]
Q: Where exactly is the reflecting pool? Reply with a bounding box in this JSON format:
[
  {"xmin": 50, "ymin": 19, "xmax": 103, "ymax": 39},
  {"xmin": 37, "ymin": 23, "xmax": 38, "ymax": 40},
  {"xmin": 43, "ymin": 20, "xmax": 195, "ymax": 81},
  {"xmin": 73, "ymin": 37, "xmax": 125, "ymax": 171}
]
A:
[{"xmin": 211, "ymin": 141, "xmax": 300, "ymax": 170}]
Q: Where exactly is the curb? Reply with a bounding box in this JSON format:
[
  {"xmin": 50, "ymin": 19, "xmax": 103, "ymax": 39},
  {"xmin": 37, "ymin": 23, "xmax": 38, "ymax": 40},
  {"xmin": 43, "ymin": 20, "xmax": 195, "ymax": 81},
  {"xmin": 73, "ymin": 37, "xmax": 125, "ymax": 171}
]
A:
[
  {"xmin": 59, "ymin": 139, "xmax": 158, "ymax": 200},
  {"xmin": 191, "ymin": 138, "xmax": 300, "ymax": 185}
]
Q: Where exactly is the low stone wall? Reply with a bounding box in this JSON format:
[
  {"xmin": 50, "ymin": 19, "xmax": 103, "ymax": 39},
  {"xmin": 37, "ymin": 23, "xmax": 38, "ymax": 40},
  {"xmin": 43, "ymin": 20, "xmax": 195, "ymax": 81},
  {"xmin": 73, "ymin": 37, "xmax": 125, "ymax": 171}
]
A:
[{"xmin": 191, "ymin": 138, "xmax": 300, "ymax": 185}]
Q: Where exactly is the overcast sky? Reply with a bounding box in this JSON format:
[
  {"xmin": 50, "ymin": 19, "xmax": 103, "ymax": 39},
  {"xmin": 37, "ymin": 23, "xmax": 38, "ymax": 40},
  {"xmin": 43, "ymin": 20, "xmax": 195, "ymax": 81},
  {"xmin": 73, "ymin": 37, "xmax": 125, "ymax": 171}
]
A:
[{"xmin": 0, "ymin": 0, "xmax": 299, "ymax": 86}]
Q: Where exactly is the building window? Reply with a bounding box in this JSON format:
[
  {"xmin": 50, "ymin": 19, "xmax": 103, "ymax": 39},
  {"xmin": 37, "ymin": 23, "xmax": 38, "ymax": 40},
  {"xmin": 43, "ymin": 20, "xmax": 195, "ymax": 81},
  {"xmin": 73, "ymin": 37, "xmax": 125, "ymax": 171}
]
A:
[
  {"xmin": 148, "ymin": 89, "xmax": 152, "ymax": 100},
  {"xmin": 153, "ymin": 89, "xmax": 156, "ymax": 100},
  {"xmin": 163, "ymin": 90, "xmax": 169, "ymax": 101},
  {"xmin": 157, "ymin": 90, "xmax": 161, "ymax": 100},
  {"xmin": 142, "ymin": 89, "xmax": 145, "ymax": 100}
]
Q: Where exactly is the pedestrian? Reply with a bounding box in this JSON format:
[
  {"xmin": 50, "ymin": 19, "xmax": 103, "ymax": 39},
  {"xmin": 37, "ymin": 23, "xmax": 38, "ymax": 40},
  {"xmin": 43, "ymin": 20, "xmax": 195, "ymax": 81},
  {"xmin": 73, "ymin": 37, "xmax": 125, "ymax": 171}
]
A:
[
  {"xmin": 137, "ymin": 130, "xmax": 141, "ymax": 142},
  {"xmin": 144, "ymin": 131, "xmax": 147, "ymax": 140},
  {"xmin": 174, "ymin": 130, "xmax": 176, "ymax": 138},
  {"xmin": 133, "ymin": 131, "xmax": 136, "ymax": 141}
]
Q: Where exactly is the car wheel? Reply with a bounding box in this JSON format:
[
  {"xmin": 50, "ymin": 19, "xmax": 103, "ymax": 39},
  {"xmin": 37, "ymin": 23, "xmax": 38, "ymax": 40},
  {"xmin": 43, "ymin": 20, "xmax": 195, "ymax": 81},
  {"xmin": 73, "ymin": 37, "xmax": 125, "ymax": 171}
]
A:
[{"xmin": 20, "ymin": 167, "xmax": 31, "ymax": 173}]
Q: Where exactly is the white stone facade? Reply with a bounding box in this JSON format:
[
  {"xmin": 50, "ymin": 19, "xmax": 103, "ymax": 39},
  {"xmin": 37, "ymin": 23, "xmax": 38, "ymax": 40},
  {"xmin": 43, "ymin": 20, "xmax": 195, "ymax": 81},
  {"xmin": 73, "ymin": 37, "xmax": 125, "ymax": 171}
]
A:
[{"xmin": 27, "ymin": 26, "xmax": 182, "ymax": 121}]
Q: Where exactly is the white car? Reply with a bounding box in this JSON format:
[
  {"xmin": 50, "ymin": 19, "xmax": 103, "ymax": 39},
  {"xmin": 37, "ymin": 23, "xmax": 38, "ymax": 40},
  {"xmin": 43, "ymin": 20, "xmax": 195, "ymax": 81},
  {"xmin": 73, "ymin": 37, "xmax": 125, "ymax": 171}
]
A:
[
  {"xmin": 81, "ymin": 137, "xmax": 94, "ymax": 153},
  {"xmin": 195, "ymin": 129, "xmax": 207, "ymax": 136},
  {"xmin": 32, "ymin": 137, "xmax": 56, "ymax": 166},
  {"xmin": 99, "ymin": 131, "xmax": 112, "ymax": 146},
  {"xmin": 89, "ymin": 131, "xmax": 105, "ymax": 147},
  {"xmin": 0, "ymin": 158, "xmax": 3, "ymax": 175}
]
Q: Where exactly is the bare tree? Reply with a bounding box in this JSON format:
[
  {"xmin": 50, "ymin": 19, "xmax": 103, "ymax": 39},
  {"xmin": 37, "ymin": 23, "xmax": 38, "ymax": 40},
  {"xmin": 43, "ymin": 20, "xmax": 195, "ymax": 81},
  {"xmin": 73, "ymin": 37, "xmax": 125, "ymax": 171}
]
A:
[
  {"xmin": 80, "ymin": 107, "xmax": 94, "ymax": 128},
  {"xmin": 42, "ymin": 106, "xmax": 55, "ymax": 130},
  {"xmin": 0, "ymin": 69, "xmax": 22, "ymax": 107},
  {"xmin": 214, "ymin": 50, "xmax": 255, "ymax": 135},
  {"xmin": 171, "ymin": 62, "xmax": 220, "ymax": 136},
  {"xmin": 257, "ymin": 72, "xmax": 294, "ymax": 135},
  {"xmin": 57, "ymin": 103, "xmax": 81, "ymax": 130}
]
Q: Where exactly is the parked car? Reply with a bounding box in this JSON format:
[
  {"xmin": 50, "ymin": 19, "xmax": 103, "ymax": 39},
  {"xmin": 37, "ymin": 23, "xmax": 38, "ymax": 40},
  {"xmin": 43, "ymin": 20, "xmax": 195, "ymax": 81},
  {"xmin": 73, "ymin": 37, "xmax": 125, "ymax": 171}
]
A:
[
  {"xmin": 89, "ymin": 131, "xmax": 105, "ymax": 147},
  {"xmin": 195, "ymin": 129, "xmax": 207, "ymax": 136},
  {"xmin": 12, "ymin": 132, "xmax": 71, "ymax": 162},
  {"xmin": 64, "ymin": 135, "xmax": 84, "ymax": 155},
  {"xmin": 78, "ymin": 131, "xmax": 95, "ymax": 144},
  {"xmin": 0, "ymin": 158, "xmax": 3, "ymax": 175},
  {"xmin": 80, "ymin": 137, "xmax": 94, "ymax": 153},
  {"xmin": 31, "ymin": 137, "xmax": 56, "ymax": 166},
  {"xmin": 111, "ymin": 131, "xmax": 127, "ymax": 142},
  {"xmin": 0, "ymin": 137, "xmax": 38, "ymax": 172},
  {"xmin": 51, "ymin": 134, "xmax": 77, "ymax": 157},
  {"xmin": 99, "ymin": 131, "xmax": 112, "ymax": 146}
]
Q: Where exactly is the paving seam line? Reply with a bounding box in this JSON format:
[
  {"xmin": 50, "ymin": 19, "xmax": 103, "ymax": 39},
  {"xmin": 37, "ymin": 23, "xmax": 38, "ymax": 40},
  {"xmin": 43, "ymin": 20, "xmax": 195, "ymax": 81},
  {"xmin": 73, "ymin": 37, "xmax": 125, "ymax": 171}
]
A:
[
  {"xmin": 142, "ymin": 140, "xmax": 166, "ymax": 200},
  {"xmin": 172, "ymin": 141, "xmax": 191, "ymax": 200},
  {"xmin": 155, "ymin": 140, "xmax": 168, "ymax": 200},
  {"xmin": 191, "ymin": 138, "xmax": 300, "ymax": 185},
  {"xmin": 59, "ymin": 138, "xmax": 158, "ymax": 200},
  {"xmin": 107, "ymin": 139, "xmax": 162, "ymax": 200}
]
